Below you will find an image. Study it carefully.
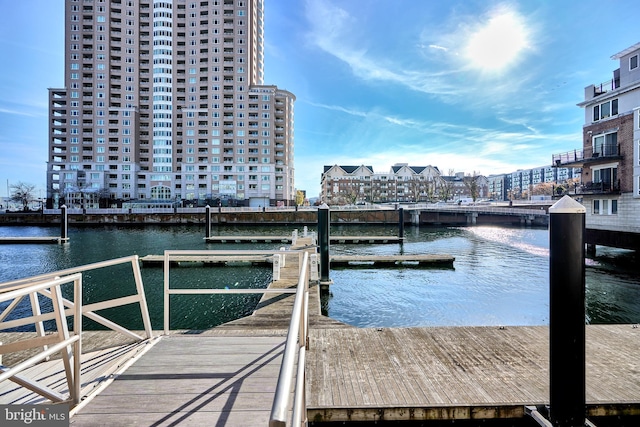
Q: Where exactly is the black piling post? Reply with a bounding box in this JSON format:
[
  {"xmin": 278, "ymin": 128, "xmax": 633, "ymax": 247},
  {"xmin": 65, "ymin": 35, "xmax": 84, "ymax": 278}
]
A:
[
  {"xmin": 398, "ymin": 207, "xmax": 404, "ymax": 238},
  {"xmin": 548, "ymin": 195, "xmax": 586, "ymax": 427},
  {"xmin": 60, "ymin": 205, "xmax": 68, "ymax": 241},
  {"xmin": 317, "ymin": 204, "xmax": 330, "ymax": 284},
  {"xmin": 205, "ymin": 205, "xmax": 211, "ymax": 239}
]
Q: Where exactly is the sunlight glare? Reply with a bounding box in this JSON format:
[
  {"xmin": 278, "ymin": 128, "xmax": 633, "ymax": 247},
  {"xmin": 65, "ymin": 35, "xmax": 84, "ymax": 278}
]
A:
[{"xmin": 465, "ymin": 11, "xmax": 528, "ymax": 72}]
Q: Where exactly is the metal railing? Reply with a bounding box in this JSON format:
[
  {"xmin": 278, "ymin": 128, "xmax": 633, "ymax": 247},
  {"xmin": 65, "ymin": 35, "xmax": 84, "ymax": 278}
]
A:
[
  {"xmin": 579, "ymin": 180, "xmax": 621, "ymax": 194},
  {"xmin": 269, "ymin": 251, "xmax": 310, "ymax": 427},
  {"xmin": 161, "ymin": 248, "xmax": 311, "ymax": 426},
  {"xmin": 0, "ymin": 274, "xmax": 83, "ymax": 405},
  {"xmin": 552, "ymin": 149, "xmax": 584, "ymax": 165},
  {"xmin": 401, "ymin": 203, "xmax": 549, "ymax": 217},
  {"xmin": 0, "ymin": 256, "xmax": 153, "ymax": 342},
  {"xmin": 162, "ymin": 249, "xmax": 304, "ymax": 334}
]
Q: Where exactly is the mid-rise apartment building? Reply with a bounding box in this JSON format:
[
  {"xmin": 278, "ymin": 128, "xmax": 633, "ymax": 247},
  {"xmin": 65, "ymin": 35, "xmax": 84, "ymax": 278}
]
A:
[
  {"xmin": 47, "ymin": 0, "xmax": 295, "ymax": 208},
  {"xmin": 554, "ymin": 42, "xmax": 640, "ymax": 251},
  {"xmin": 321, "ymin": 164, "xmax": 449, "ymax": 204}
]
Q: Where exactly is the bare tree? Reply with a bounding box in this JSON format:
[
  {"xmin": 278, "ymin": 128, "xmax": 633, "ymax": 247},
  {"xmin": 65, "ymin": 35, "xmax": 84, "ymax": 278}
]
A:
[
  {"xmin": 438, "ymin": 169, "xmax": 455, "ymax": 202},
  {"xmin": 345, "ymin": 188, "xmax": 358, "ymax": 205},
  {"xmin": 10, "ymin": 182, "xmax": 37, "ymax": 211},
  {"xmin": 463, "ymin": 171, "xmax": 481, "ymax": 202},
  {"xmin": 531, "ymin": 182, "xmax": 554, "ymax": 196}
]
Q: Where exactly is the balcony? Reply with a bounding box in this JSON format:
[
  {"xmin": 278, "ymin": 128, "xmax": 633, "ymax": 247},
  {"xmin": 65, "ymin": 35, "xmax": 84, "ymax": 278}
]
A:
[
  {"xmin": 552, "ymin": 143, "xmax": 621, "ymax": 168},
  {"xmin": 593, "ymin": 78, "xmax": 620, "ymax": 97},
  {"xmin": 578, "ymin": 180, "xmax": 620, "ymax": 195}
]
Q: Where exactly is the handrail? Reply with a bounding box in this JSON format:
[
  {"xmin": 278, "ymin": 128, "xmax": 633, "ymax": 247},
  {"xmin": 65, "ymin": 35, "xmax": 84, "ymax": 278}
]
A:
[
  {"xmin": 162, "ymin": 249, "xmax": 303, "ymax": 334},
  {"xmin": 0, "ymin": 274, "xmax": 83, "ymax": 405},
  {"xmin": 0, "ymin": 255, "xmax": 153, "ymax": 341},
  {"xmin": 269, "ymin": 251, "xmax": 309, "ymax": 427}
]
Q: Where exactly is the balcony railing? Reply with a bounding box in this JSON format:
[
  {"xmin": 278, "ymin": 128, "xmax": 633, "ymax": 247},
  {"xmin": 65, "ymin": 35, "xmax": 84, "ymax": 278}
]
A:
[
  {"xmin": 593, "ymin": 78, "xmax": 620, "ymax": 96},
  {"xmin": 590, "ymin": 143, "xmax": 620, "ymax": 158},
  {"xmin": 552, "ymin": 149, "xmax": 583, "ymax": 166},
  {"xmin": 578, "ymin": 180, "xmax": 620, "ymax": 194},
  {"xmin": 553, "ymin": 143, "xmax": 620, "ymax": 167}
]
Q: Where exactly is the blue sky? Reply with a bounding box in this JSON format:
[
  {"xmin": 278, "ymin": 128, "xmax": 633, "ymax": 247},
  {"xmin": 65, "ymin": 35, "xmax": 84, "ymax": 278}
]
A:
[{"xmin": 1, "ymin": 0, "xmax": 638, "ymax": 199}]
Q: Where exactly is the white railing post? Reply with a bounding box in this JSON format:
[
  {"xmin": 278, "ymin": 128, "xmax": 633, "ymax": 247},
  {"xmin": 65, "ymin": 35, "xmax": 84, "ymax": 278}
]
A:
[
  {"xmin": 273, "ymin": 254, "xmax": 281, "ymax": 281},
  {"xmin": 303, "ymin": 226, "xmax": 308, "ymax": 237},
  {"xmin": 310, "ymin": 254, "xmax": 319, "ymax": 281},
  {"xmin": 29, "ymin": 292, "xmax": 48, "ymax": 358},
  {"xmin": 291, "ymin": 229, "xmax": 298, "ymax": 245},
  {"xmin": 279, "ymin": 247, "xmax": 286, "ymax": 268},
  {"xmin": 163, "ymin": 250, "xmax": 171, "ymax": 335},
  {"xmin": 72, "ymin": 274, "xmax": 83, "ymax": 405},
  {"xmin": 131, "ymin": 256, "xmax": 153, "ymax": 339}
]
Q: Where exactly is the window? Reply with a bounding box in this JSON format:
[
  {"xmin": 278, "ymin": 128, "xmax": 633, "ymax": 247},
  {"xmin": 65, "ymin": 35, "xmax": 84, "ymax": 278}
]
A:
[
  {"xmin": 592, "ymin": 198, "xmax": 617, "ymax": 215},
  {"xmin": 592, "ymin": 132, "xmax": 617, "ymax": 156},
  {"xmin": 593, "ymin": 99, "xmax": 618, "ymax": 121},
  {"xmin": 592, "ymin": 166, "xmax": 617, "ymax": 192},
  {"xmin": 631, "ymin": 54, "xmax": 638, "ymax": 70}
]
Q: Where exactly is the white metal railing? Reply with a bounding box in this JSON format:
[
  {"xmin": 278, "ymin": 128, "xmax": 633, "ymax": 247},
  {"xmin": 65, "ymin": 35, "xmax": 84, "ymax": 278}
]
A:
[
  {"xmin": 269, "ymin": 251, "xmax": 310, "ymax": 427},
  {"xmin": 162, "ymin": 249, "xmax": 303, "ymax": 334},
  {"xmin": 0, "ymin": 274, "xmax": 83, "ymax": 405},
  {"xmin": 161, "ymin": 248, "xmax": 311, "ymax": 426},
  {"xmin": 0, "ymin": 256, "xmax": 153, "ymax": 342}
]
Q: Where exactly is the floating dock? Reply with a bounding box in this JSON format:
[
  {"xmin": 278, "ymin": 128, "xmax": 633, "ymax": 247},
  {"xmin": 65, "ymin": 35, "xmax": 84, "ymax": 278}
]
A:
[
  {"xmin": 203, "ymin": 235, "xmax": 402, "ymax": 244},
  {"xmin": 139, "ymin": 253, "xmax": 454, "ymax": 268},
  {"xmin": 330, "ymin": 254, "xmax": 454, "ymax": 267},
  {"xmin": 306, "ymin": 325, "xmax": 640, "ymax": 422},
  {"xmin": 0, "ymin": 237, "xmax": 67, "ymax": 244},
  {"xmin": 139, "ymin": 254, "xmax": 273, "ymax": 266}
]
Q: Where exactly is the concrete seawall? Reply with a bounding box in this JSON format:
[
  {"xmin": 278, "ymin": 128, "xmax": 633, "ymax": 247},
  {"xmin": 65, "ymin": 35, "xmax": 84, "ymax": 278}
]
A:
[
  {"xmin": 0, "ymin": 207, "xmax": 548, "ymax": 227},
  {"xmin": 0, "ymin": 210, "xmax": 399, "ymax": 226}
]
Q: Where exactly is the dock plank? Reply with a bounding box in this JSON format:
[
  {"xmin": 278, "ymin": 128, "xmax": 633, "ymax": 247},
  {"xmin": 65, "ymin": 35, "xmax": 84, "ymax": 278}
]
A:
[
  {"xmin": 0, "ymin": 339, "xmax": 151, "ymax": 405},
  {"xmin": 306, "ymin": 325, "xmax": 640, "ymax": 422},
  {"xmin": 71, "ymin": 335, "xmax": 286, "ymax": 427}
]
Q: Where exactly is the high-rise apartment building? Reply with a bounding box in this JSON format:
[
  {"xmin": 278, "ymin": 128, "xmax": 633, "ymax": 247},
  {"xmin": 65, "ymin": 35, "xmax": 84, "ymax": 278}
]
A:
[{"xmin": 47, "ymin": 0, "xmax": 295, "ymax": 209}]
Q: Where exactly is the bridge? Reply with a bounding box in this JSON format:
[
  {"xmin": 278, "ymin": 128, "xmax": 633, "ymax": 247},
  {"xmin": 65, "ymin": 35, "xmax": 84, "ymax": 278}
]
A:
[{"xmin": 400, "ymin": 203, "xmax": 549, "ymax": 226}]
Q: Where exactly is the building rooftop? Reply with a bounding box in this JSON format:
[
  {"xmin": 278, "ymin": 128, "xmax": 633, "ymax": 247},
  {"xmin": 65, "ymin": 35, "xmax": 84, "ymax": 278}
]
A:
[{"xmin": 611, "ymin": 41, "xmax": 640, "ymax": 60}]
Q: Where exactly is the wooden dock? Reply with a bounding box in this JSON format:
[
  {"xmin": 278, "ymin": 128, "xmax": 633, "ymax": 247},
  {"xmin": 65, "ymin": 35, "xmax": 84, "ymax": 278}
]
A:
[
  {"xmin": 139, "ymin": 254, "xmax": 273, "ymax": 267},
  {"xmin": 0, "ymin": 331, "xmax": 153, "ymax": 403},
  {"xmin": 203, "ymin": 235, "xmax": 402, "ymax": 244},
  {"xmin": 0, "ymin": 237, "xmax": 67, "ymax": 244},
  {"xmin": 204, "ymin": 235, "xmax": 292, "ymax": 243},
  {"xmin": 330, "ymin": 236, "xmax": 402, "ymax": 244},
  {"xmin": 140, "ymin": 253, "xmax": 453, "ymax": 268},
  {"xmin": 330, "ymin": 254, "xmax": 454, "ymax": 267},
  {"xmin": 66, "ymin": 236, "xmax": 347, "ymax": 426},
  {"xmin": 306, "ymin": 325, "xmax": 640, "ymax": 422}
]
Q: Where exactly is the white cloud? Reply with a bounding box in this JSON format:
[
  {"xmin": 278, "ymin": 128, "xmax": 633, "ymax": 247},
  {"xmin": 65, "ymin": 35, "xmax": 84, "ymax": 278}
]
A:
[
  {"xmin": 428, "ymin": 44, "xmax": 449, "ymax": 52},
  {"xmin": 0, "ymin": 107, "xmax": 38, "ymax": 117}
]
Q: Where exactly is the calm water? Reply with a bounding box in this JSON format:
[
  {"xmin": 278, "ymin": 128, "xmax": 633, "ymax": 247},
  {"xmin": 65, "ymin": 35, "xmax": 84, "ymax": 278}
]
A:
[{"xmin": 0, "ymin": 224, "xmax": 639, "ymax": 330}]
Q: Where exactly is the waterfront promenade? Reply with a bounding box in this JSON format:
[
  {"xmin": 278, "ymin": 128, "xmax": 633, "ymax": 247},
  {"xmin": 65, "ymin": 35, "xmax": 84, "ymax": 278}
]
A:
[{"xmin": 1, "ymin": 233, "xmax": 639, "ymax": 425}]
